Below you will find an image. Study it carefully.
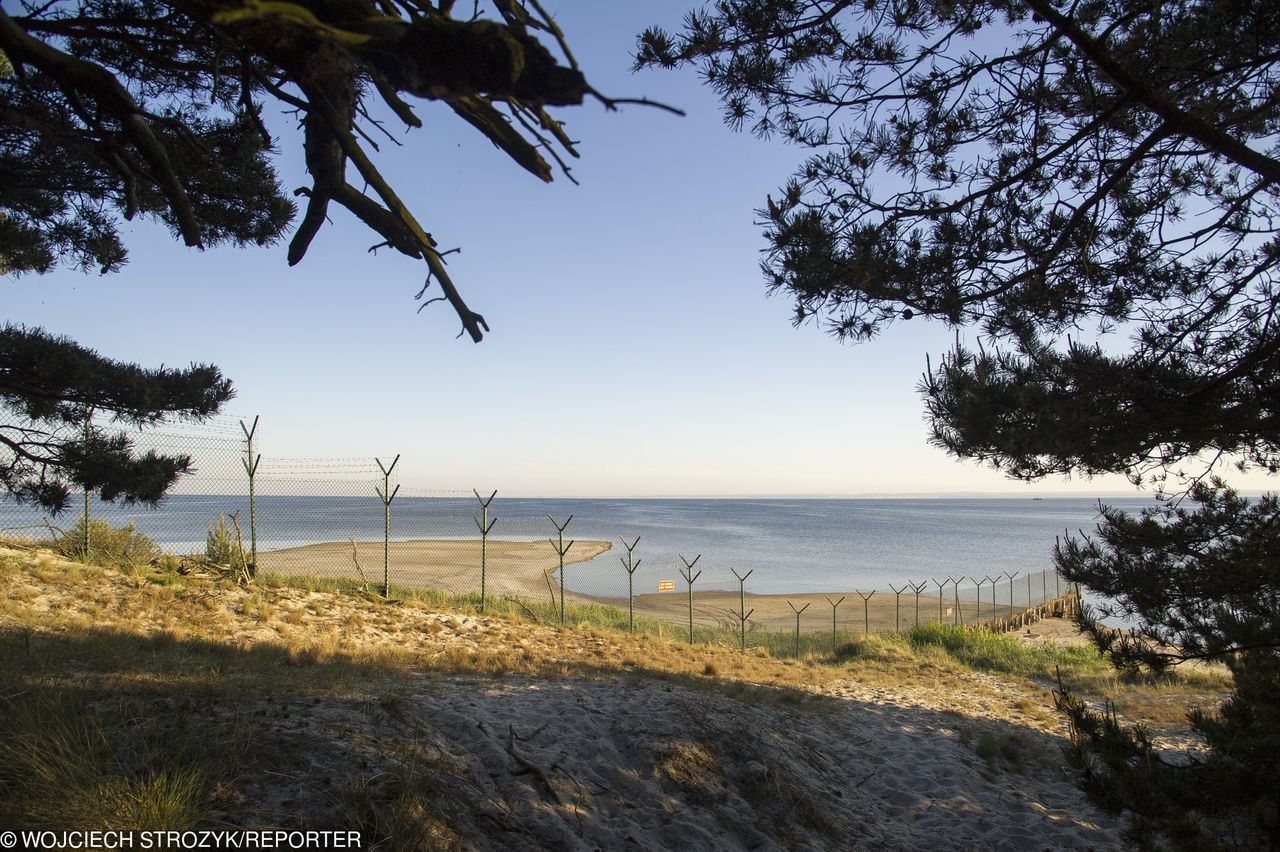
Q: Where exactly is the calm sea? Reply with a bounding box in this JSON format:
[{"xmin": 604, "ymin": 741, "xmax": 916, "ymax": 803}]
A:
[{"xmin": 3, "ymin": 494, "xmax": 1153, "ymax": 598}]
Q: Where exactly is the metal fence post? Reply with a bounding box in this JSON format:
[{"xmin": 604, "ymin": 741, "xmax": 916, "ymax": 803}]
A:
[
  {"xmin": 968, "ymin": 577, "xmax": 981, "ymax": 624},
  {"xmin": 910, "ymin": 581, "xmax": 927, "ymax": 627},
  {"xmin": 889, "ymin": 584, "xmax": 908, "ymax": 633},
  {"xmin": 240, "ymin": 416, "xmax": 261, "ymax": 574},
  {"xmin": 788, "ymin": 601, "xmax": 810, "ymax": 657},
  {"xmin": 932, "ymin": 577, "xmax": 947, "ymax": 623},
  {"xmin": 679, "ymin": 555, "xmax": 702, "ymax": 644},
  {"xmin": 375, "ymin": 455, "xmax": 400, "ymax": 597},
  {"xmin": 474, "ymin": 489, "xmax": 497, "ymax": 613},
  {"xmin": 81, "ymin": 407, "xmax": 93, "ymax": 561},
  {"xmin": 855, "ymin": 590, "xmax": 875, "ymax": 635},
  {"xmin": 825, "ymin": 595, "xmax": 845, "ymax": 653},
  {"xmin": 548, "ymin": 515, "xmax": 574, "ymax": 624},
  {"xmin": 731, "ymin": 568, "xmax": 753, "ymax": 650},
  {"xmin": 621, "ymin": 536, "xmax": 641, "ymax": 632}
]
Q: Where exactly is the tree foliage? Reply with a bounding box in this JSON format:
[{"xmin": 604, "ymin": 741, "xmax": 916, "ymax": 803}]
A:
[
  {"xmin": 0, "ymin": 325, "xmax": 232, "ymax": 512},
  {"xmin": 639, "ymin": 0, "xmax": 1280, "ymax": 483},
  {"xmin": 640, "ymin": 0, "xmax": 1280, "ymax": 844},
  {"xmin": 0, "ymin": 0, "xmax": 659, "ymax": 340}
]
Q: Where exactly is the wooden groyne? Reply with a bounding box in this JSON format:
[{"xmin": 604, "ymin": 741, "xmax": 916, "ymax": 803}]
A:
[{"xmin": 977, "ymin": 588, "xmax": 1082, "ymax": 634}]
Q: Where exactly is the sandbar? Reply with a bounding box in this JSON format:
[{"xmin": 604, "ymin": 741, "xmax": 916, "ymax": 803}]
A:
[{"xmin": 256, "ymin": 538, "xmax": 612, "ymax": 600}]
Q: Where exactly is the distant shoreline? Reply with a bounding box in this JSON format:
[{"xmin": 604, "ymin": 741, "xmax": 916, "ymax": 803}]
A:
[
  {"xmin": 256, "ymin": 538, "xmax": 1081, "ymax": 636},
  {"xmin": 257, "ymin": 538, "xmax": 612, "ymax": 600}
]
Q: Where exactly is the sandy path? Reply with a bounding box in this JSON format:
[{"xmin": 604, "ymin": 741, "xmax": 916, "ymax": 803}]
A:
[
  {"xmin": 263, "ymin": 672, "xmax": 1122, "ymax": 850},
  {"xmin": 256, "ymin": 538, "xmax": 612, "ymax": 599}
]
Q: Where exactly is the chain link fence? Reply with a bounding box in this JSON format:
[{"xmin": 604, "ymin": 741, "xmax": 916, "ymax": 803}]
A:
[{"xmin": 1, "ymin": 412, "xmax": 1080, "ymax": 649}]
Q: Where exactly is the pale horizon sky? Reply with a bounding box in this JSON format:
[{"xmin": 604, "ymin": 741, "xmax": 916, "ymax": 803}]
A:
[{"xmin": 4, "ymin": 1, "xmax": 1273, "ymax": 500}]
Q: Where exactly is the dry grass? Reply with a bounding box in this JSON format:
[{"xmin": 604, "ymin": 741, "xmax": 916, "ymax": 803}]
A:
[
  {"xmin": 0, "ymin": 544, "xmax": 1229, "ymax": 839},
  {"xmin": 0, "ymin": 545, "xmax": 1221, "ymax": 722},
  {"xmin": 653, "ymin": 741, "xmax": 727, "ymax": 804},
  {"xmin": 0, "ymin": 686, "xmax": 243, "ymax": 831}
]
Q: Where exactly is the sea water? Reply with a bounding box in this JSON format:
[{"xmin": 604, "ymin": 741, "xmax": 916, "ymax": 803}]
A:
[{"xmin": 2, "ymin": 494, "xmax": 1152, "ymax": 598}]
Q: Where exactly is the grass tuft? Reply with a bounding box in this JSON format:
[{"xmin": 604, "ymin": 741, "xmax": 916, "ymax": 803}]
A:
[
  {"xmin": 0, "ymin": 692, "xmax": 208, "ymax": 830},
  {"xmin": 906, "ymin": 622, "xmax": 1108, "ymax": 679}
]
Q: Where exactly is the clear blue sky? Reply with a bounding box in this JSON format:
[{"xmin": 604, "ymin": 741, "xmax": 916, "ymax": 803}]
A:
[{"xmin": 3, "ymin": 1, "xmax": 1266, "ymax": 497}]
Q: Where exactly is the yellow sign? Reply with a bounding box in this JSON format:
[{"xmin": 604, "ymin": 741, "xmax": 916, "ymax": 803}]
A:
[{"xmin": 657, "ymin": 580, "xmax": 675, "ymax": 592}]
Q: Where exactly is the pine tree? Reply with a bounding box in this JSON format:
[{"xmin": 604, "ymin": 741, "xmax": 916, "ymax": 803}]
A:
[
  {"xmin": 0, "ymin": 324, "xmax": 232, "ymax": 512},
  {"xmin": 639, "ymin": 1, "xmax": 1280, "ymax": 844},
  {"xmin": 1, "ymin": 1, "xmax": 666, "ymax": 340}
]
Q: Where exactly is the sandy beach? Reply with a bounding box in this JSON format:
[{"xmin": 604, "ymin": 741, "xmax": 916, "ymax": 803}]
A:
[
  {"xmin": 257, "ymin": 539, "xmax": 1076, "ymax": 638},
  {"xmin": 256, "ymin": 538, "xmax": 612, "ymax": 599},
  {"xmin": 629, "ymin": 588, "xmax": 1052, "ymax": 635}
]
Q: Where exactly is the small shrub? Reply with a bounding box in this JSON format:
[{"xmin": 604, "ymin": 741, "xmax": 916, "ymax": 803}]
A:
[
  {"xmin": 205, "ymin": 515, "xmax": 239, "ymax": 566},
  {"xmin": 974, "ymin": 730, "xmax": 1028, "ymax": 770},
  {"xmin": 53, "ymin": 518, "xmax": 159, "ymax": 567},
  {"xmin": 974, "ymin": 732, "xmax": 1000, "ymax": 765},
  {"xmin": 154, "ymin": 554, "xmax": 183, "ymax": 574}
]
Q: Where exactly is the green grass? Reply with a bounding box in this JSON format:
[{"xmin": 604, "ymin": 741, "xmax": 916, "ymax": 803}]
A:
[
  {"xmin": 256, "ymin": 570, "xmax": 1105, "ymax": 672},
  {"xmin": 905, "ymin": 622, "xmax": 1110, "ymax": 679}
]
